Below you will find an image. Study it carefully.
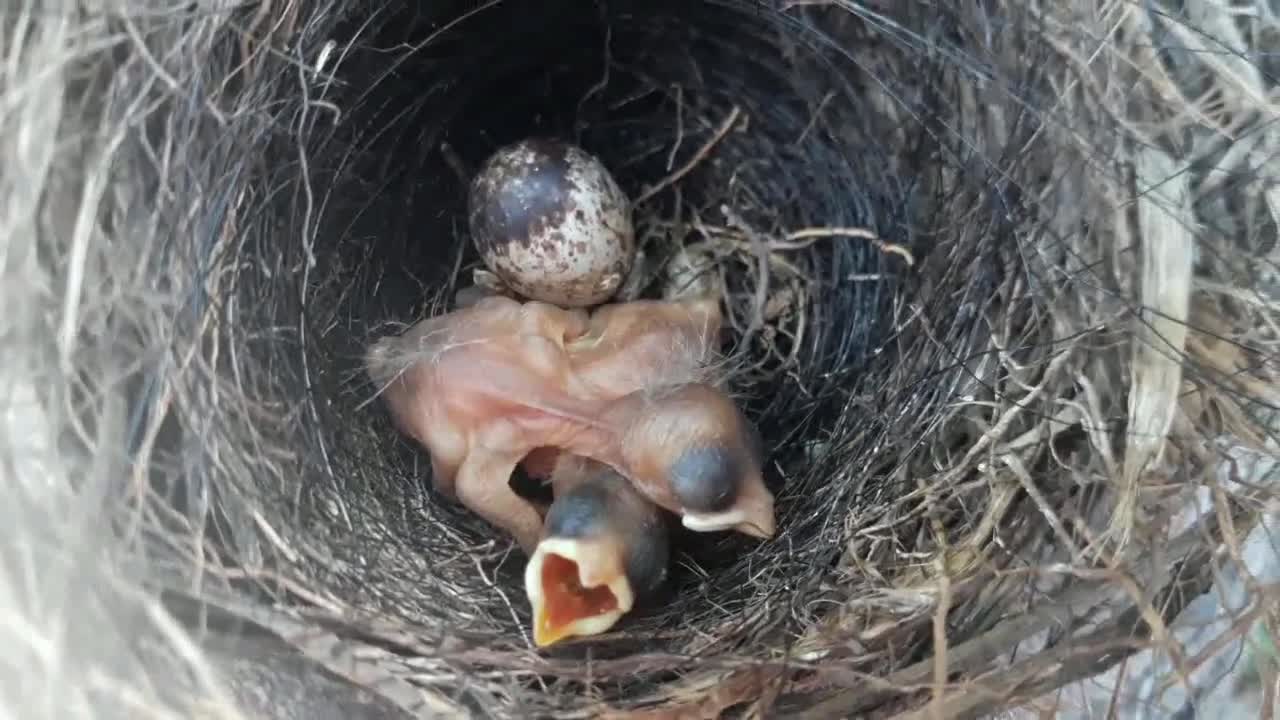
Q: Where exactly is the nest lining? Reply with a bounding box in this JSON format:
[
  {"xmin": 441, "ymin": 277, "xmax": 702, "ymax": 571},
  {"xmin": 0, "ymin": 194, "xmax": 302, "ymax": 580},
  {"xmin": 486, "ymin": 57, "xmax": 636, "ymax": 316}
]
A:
[
  {"xmin": 19, "ymin": 0, "xmax": 1278, "ymax": 718},
  {"xmin": 216, "ymin": 0, "xmax": 1045, "ymax": 693}
]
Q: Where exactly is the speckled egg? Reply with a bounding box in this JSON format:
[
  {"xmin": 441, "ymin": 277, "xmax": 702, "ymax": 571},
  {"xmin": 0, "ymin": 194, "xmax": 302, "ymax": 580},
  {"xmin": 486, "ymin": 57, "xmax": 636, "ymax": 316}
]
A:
[{"xmin": 468, "ymin": 138, "xmax": 635, "ymax": 308}]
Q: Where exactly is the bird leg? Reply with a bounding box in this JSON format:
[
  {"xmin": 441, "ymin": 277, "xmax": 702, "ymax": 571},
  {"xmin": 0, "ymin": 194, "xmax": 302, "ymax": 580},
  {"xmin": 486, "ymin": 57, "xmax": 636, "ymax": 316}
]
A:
[{"xmin": 453, "ymin": 450, "xmax": 545, "ymax": 553}]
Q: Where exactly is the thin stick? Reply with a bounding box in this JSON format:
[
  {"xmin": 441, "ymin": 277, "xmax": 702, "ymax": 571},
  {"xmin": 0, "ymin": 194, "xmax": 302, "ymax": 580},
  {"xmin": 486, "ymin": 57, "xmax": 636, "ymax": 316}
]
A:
[
  {"xmin": 666, "ymin": 84, "xmax": 685, "ymax": 172},
  {"xmin": 721, "ymin": 204, "xmax": 771, "ymax": 347},
  {"xmin": 930, "ymin": 561, "xmax": 952, "ymax": 720},
  {"xmin": 780, "ymin": 226, "xmax": 917, "ymax": 266},
  {"xmin": 439, "ymin": 141, "xmax": 470, "ymax": 186},
  {"xmin": 793, "ymin": 89, "xmax": 835, "ymax": 147},
  {"xmin": 635, "ymin": 105, "xmax": 743, "ymax": 205},
  {"xmin": 1152, "ymin": 591, "xmax": 1274, "ymax": 696},
  {"xmin": 1264, "ymin": 671, "xmax": 1278, "ymax": 720},
  {"xmin": 1105, "ymin": 656, "xmax": 1128, "ymax": 720}
]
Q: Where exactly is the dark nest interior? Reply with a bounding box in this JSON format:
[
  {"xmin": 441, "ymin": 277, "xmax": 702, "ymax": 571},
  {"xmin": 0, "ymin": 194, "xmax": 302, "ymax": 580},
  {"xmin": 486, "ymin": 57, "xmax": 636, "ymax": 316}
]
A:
[{"xmin": 104, "ymin": 0, "xmax": 1277, "ymax": 717}]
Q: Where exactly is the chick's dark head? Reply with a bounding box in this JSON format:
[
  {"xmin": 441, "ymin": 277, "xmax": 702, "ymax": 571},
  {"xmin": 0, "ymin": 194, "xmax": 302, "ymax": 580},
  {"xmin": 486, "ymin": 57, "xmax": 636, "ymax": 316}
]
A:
[
  {"xmin": 616, "ymin": 383, "xmax": 776, "ymax": 540},
  {"xmin": 525, "ymin": 465, "xmax": 670, "ymax": 647}
]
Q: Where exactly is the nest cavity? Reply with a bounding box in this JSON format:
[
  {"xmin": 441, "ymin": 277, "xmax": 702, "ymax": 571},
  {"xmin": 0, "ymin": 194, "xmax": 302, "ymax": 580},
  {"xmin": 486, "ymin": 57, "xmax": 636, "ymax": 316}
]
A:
[
  {"xmin": 35, "ymin": 0, "xmax": 1275, "ymax": 718},
  {"xmin": 225, "ymin": 0, "xmax": 1031, "ymax": 695}
]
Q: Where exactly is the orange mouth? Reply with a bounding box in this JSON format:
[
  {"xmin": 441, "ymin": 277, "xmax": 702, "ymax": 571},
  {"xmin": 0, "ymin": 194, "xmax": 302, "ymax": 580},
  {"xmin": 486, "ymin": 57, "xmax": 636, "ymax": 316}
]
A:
[{"xmin": 535, "ymin": 553, "xmax": 619, "ymax": 646}]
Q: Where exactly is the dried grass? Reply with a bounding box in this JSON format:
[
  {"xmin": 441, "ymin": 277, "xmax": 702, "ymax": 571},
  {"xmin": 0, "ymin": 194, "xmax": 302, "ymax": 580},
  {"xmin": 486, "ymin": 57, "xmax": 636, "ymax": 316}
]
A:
[{"xmin": 2, "ymin": 0, "xmax": 1278, "ymax": 718}]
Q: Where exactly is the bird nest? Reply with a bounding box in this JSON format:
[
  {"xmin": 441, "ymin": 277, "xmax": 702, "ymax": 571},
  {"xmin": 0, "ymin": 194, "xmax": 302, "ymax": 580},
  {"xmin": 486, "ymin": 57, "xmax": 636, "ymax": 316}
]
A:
[{"xmin": 6, "ymin": 0, "xmax": 1280, "ymax": 718}]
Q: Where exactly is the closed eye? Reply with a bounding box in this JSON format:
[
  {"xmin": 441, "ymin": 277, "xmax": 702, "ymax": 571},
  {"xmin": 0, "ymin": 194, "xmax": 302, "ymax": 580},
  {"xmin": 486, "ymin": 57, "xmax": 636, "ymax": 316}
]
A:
[{"xmin": 668, "ymin": 445, "xmax": 738, "ymax": 513}]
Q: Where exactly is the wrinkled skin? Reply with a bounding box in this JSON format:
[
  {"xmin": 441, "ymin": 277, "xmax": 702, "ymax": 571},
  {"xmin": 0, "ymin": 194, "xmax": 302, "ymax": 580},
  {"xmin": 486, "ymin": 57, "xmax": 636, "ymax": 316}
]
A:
[
  {"xmin": 365, "ymin": 295, "xmax": 600, "ymax": 552},
  {"xmin": 364, "ymin": 293, "xmax": 774, "ymax": 553},
  {"xmin": 519, "ymin": 296, "xmax": 723, "ymax": 490}
]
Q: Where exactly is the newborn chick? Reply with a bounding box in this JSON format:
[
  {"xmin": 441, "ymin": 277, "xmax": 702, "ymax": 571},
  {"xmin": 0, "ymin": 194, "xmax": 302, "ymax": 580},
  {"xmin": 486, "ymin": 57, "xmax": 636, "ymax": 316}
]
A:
[
  {"xmin": 534, "ymin": 297, "xmax": 776, "ymax": 539},
  {"xmin": 365, "ymin": 295, "xmax": 601, "ymax": 552},
  {"xmin": 520, "ymin": 387, "xmax": 776, "ymax": 540},
  {"xmin": 366, "ymin": 294, "xmax": 776, "ymax": 552},
  {"xmin": 525, "ymin": 455, "xmax": 669, "ymax": 647},
  {"xmin": 517, "ymin": 294, "xmax": 724, "ymax": 506}
]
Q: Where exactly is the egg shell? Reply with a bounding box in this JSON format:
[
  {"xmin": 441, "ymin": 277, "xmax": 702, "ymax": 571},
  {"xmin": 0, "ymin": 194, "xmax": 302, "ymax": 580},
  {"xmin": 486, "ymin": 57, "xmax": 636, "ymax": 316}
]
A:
[{"xmin": 468, "ymin": 139, "xmax": 635, "ymax": 308}]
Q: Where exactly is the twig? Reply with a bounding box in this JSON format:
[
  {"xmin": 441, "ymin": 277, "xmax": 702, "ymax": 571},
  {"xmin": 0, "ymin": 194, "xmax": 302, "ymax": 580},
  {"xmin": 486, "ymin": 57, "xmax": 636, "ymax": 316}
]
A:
[
  {"xmin": 217, "ymin": 568, "xmax": 346, "ymax": 614},
  {"xmin": 438, "ymin": 141, "xmax": 470, "ymax": 186},
  {"xmin": 251, "ymin": 509, "xmax": 301, "ymax": 564},
  {"xmin": 793, "ymin": 90, "xmax": 835, "ymax": 147},
  {"xmin": 780, "ymin": 227, "xmax": 917, "ymax": 266},
  {"xmin": 790, "ymin": 515, "xmax": 1231, "ymax": 720},
  {"xmin": 1151, "ymin": 588, "xmax": 1278, "ymax": 696},
  {"xmin": 1264, "ymin": 671, "xmax": 1278, "ymax": 720},
  {"xmin": 1105, "ymin": 656, "xmax": 1128, "ymax": 720},
  {"xmin": 1001, "ymin": 455, "xmax": 1087, "ymax": 566},
  {"xmin": 721, "ymin": 204, "xmax": 772, "ymax": 345},
  {"xmin": 635, "ymin": 105, "xmax": 743, "ymax": 204},
  {"xmin": 930, "ymin": 559, "xmax": 952, "ymax": 720},
  {"xmin": 574, "ymin": 13, "xmax": 612, "ymax": 140},
  {"xmin": 473, "ymin": 550, "xmax": 533, "ymax": 650},
  {"xmin": 666, "ymin": 84, "xmax": 685, "ymax": 172},
  {"xmin": 887, "ymin": 541, "xmax": 1222, "ymax": 720},
  {"xmin": 780, "ymin": 0, "xmax": 838, "ymax": 8}
]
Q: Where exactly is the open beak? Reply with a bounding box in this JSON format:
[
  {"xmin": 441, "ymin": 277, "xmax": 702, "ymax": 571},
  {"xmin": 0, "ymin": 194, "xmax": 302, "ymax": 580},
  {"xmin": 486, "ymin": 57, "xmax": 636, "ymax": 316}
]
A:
[{"xmin": 524, "ymin": 538, "xmax": 633, "ymax": 647}]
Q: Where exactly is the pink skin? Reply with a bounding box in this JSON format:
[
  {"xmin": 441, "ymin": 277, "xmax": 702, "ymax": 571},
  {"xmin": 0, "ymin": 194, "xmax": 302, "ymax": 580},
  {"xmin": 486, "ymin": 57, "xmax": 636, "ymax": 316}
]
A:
[
  {"xmin": 364, "ymin": 294, "xmax": 773, "ymax": 552},
  {"xmin": 520, "ymin": 295, "xmax": 724, "ymax": 497}
]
